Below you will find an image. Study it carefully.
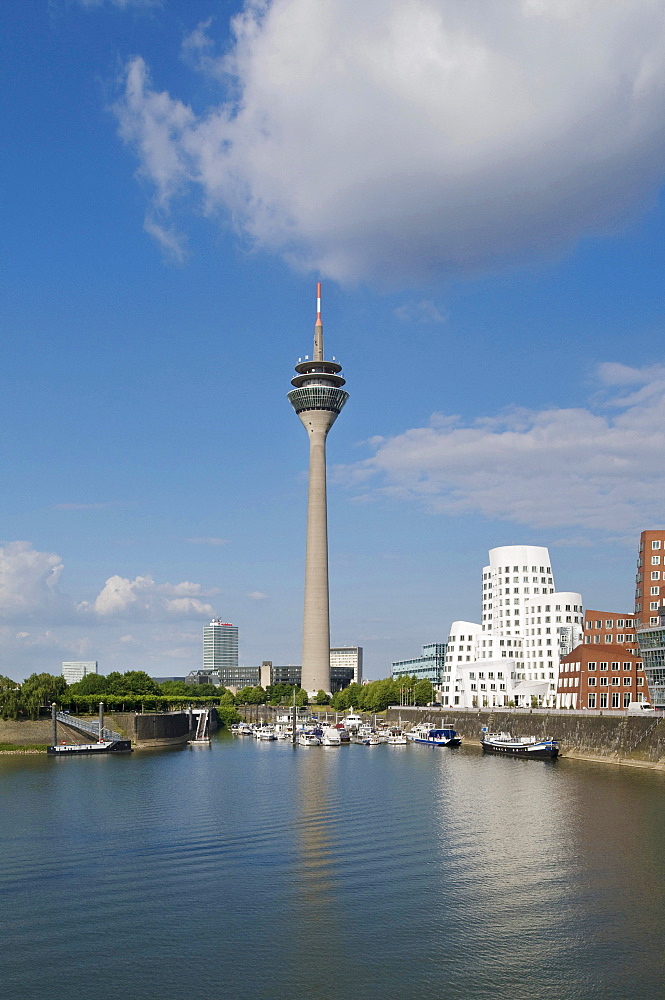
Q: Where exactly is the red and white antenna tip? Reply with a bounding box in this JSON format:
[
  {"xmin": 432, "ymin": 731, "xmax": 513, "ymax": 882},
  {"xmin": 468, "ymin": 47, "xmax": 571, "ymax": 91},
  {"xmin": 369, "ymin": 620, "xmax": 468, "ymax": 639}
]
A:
[{"xmin": 316, "ymin": 282, "xmax": 322, "ymax": 323}]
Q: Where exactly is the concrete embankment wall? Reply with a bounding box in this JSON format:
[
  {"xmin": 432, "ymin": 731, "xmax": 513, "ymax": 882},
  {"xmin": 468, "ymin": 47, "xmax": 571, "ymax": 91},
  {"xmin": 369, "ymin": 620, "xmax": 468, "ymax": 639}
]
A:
[
  {"xmin": 108, "ymin": 712, "xmax": 193, "ymax": 748},
  {"xmin": 386, "ymin": 708, "xmax": 665, "ymax": 768}
]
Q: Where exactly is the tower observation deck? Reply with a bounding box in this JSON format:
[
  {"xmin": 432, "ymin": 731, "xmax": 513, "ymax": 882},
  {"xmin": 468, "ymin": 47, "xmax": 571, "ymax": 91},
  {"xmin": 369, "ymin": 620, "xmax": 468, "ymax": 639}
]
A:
[{"xmin": 288, "ymin": 284, "xmax": 348, "ymax": 695}]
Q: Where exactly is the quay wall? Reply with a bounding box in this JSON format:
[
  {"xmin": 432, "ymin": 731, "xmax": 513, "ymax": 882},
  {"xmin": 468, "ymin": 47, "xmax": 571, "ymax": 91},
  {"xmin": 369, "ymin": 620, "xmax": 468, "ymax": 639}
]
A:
[
  {"xmin": 0, "ymin": 708, "xmax": 219, "ymax": 749},
  {"xmin": 108, "ymin": 712, "xmax": 193, "ymax": 748},
  {"xmin": 385, "ymin": 708, "xmax": 665, "ymax": 768}
]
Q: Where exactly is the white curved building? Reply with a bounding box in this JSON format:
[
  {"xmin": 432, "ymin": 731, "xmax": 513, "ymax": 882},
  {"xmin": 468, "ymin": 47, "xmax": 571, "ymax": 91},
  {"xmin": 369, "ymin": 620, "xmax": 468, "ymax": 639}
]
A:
[{"xmin": 445, "ymin": 545, "xmax": 583, "ymax": 708}]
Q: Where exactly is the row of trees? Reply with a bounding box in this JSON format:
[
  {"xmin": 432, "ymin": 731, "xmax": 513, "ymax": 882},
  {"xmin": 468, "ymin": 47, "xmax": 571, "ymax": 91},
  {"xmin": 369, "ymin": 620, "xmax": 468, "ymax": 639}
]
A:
[
  {"xmin": 330, "ymin": 676, "xmax": 434, "ymax": 713},
  {"xmin": 0, "ymin": 669, "xmax": 434, "ymax": 721},
  {"xmin": 0, "ymin": 671, "xmax": 239, "ymax": 721}
]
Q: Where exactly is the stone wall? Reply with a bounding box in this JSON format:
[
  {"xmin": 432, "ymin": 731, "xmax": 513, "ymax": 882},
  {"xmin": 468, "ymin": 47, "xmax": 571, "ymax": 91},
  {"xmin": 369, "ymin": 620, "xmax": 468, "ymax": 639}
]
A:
[{"xmin": 385, "ymin": 708, "xmax": 665, "ymax": 767}]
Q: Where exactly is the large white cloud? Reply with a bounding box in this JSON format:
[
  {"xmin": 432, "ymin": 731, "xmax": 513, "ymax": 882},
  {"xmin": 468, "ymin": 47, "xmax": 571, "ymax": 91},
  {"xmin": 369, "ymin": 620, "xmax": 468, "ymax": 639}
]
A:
[
  {"xmin": 342, "ymin": 362, "xmax": 665, "ymax": 534},
  {"xmin": 0, "ymin": 542, "xmax": 68, "ymax": 619},
  {"xmin": 114, "ymin": 0, "xmax": 665, "ymax": 283},
  {"xmin": 91, "ymin": 574, "xmax": 216, "ymax": 619}
]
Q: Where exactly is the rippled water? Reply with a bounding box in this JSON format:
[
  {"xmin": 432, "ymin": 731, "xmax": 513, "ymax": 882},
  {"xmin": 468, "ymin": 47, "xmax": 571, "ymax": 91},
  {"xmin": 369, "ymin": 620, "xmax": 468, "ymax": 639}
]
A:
[{"xmin": 2, "ymin": 735, "xmax": 664, "ymax": 1000}]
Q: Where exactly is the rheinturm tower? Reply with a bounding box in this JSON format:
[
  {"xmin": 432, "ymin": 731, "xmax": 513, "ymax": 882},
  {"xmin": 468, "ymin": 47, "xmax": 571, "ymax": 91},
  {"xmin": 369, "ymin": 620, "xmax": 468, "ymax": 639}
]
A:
[{"xmin": 288, "ymin": 284, "xmax": 349, "ymax": 695}]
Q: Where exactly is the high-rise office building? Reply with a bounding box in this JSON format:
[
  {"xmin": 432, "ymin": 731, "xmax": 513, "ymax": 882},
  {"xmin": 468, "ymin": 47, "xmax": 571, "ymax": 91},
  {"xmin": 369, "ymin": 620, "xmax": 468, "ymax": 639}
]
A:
[
  {"xmin": 203, "ymin": 620, "xmax": 238, "ymax": 675},
  {"xmin": 288, "ymin": 285, "xmax": 349, "ymax": 695},
  {"xmin": 62, "ymin": 661, "xmax": 98, "ymax": 684},
  {"xmin": 330, "ymin": 646, "xmax": 363, "ymax": 685}
]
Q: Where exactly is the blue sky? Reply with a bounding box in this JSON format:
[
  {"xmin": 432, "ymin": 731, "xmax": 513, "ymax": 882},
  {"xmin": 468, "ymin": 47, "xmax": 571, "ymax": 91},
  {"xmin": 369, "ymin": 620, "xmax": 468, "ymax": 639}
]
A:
[{"xmin": 1, "ymin": 0, "xmax": 665, "ymax": 681}]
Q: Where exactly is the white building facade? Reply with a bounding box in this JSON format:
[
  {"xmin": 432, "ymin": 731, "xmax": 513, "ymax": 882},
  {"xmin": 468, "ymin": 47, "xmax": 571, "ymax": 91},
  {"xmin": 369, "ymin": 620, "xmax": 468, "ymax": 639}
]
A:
[
  {"xmin": 445, "ymin": 546, "xmax": 583, "ymax": 708},
  {"xmin": 62, "ymin": 661, "xmax": 98, "ymax": 684}
]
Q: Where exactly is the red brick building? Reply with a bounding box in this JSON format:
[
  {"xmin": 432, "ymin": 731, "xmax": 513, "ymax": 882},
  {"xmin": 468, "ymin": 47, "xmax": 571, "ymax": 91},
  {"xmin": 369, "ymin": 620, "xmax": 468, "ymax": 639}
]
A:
[
  {"xmin": 635, "ymin": 529, "xmax": 665, "ymax": 627},
  {"xmin": 583, "ymin": 610, "xmax": 638, "ymax": 652},
  {"xmin": 556, "ymin": 643, "xmax": 648, "ymax": 710}
]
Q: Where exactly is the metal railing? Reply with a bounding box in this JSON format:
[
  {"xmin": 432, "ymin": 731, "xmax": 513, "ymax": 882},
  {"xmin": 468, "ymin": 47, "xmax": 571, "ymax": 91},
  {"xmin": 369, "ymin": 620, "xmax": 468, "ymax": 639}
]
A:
[{"xmin": 56, "ymin": 711, "xmax": 123, "ymax": 742}]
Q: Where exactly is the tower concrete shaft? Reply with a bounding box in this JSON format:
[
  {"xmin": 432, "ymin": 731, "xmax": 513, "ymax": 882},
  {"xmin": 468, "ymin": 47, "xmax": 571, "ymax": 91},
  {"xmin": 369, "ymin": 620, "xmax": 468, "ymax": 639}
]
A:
[{"xmin": 288, "ymin": 285, "xmax": 348, "ymax": 695}]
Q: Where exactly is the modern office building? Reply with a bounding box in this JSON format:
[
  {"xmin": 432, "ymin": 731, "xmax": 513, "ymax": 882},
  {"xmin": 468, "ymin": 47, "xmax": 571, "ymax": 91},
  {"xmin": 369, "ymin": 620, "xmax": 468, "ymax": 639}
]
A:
[
  {"xmin": 203, "ymin": 620, "xmax": 238, "ymax": 672},
  {"xmin": 330, "ymin": 646, "xmax": 363, "ymax": 685},
  {"xmin": 62, "ymin": 661, "xmax": 98, "ymax": 684},
  {"xmin": 635, "ymin": 529, "xmax": 665, "ymax": 627},
  {"xmin": 392, "ymin": 644, "xmax": 446, "ymax": 690},
  {"xmin": 637, "ymin": 605, "xmax": 665, "ymax": 708},
  {"xmin": 444, "ymin": 545, "xmax": 583, "ymax": 708},
  {"xmin": 288, "ymin": 284, "xmax": 349, "ymax": 696},
  {"xmin": 557, "ymin": 644, "xmax": 647, "ymax": 710}
]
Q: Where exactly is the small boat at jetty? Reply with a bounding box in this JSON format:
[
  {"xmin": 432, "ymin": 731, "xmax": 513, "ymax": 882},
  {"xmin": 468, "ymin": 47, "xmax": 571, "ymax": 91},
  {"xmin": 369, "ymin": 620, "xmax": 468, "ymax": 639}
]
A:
[
  {"xmin": 480, "ymin": 730, "xmax": 559, "ymax": 759},
  {"xmin": 298, "ymin": 732, "xmax": 321, "ymax": 747},
  {"xmin": 386, "ymin": 729, "xmax": 408, "ymax": 745},
  {"xmin": 48, "ymin": 739, "xmax": 132, "ymax": 755},
  {"xmin": 231, "ymin": 723, "xmax": 254, "ymax": 736},
  {"xmin": 406, "ymin": 726, "xmax": 461, "ymax": 747},
  {"xmin": 321, "ymin": 728, "xmax": 342, "ymax": 746},
  {"xmin": 360, "ymin": 734, "xmax": 381, "ymax": 745}
]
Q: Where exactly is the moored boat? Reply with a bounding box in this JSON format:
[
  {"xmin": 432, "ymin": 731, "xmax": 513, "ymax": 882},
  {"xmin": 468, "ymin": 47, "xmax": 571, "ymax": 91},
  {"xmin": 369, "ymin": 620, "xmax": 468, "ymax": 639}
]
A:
[
  {"xmin": 386, "ymin": 728, "xmax": 408, "ymax": 745},
  {"xmin": 406, "ymin": 727, "xmax": 461, "ymax": 747},
  {"xmin": 480, "ymin": 729, "xmax": 559, "ymax": 759},
  {"xmin": 47, "ymin": 739, "xmax": 132, "ymax": 755},
  {"xmin": 298, "ymin": 732, "xmax": 321, "ymax": 747}
]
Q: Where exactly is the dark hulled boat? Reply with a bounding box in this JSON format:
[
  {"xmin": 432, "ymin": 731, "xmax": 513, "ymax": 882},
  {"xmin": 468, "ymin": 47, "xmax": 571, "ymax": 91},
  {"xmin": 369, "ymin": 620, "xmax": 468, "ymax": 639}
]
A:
[{"xmin": 480, "ymin": 730, "xmax": 558, "ymax": 759}]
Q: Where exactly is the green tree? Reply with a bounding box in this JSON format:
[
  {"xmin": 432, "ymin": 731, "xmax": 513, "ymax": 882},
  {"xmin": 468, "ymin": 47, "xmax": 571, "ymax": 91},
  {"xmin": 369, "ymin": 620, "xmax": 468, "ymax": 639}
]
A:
[
  {"xmin": 236, "ymin": 685, "xmax": 266, "ymax": 705},
  {"xmin": 414, "ymin": 680, "xmax": 434, "ymax": 706},
  {"xmin": 68, "ymin": 673, "xmax": 109, "ymax": 696},
  {"xmin": 294, "ymin": 687, "xmax": 308, "ymax": 707},
  {"xmin": 21, "ymin": 673, "xmax": 67, "ymax": 719},
  {"xmin": 315, "ymin": 689, "xmax": 330, "ymax": 705},
  {"xmin": 0, "ymin": 675, "xmax": 21, "ymax": 720},
  {"xmin": 107, "ymin": 671, "xmax": 160, "ymax": 696}
]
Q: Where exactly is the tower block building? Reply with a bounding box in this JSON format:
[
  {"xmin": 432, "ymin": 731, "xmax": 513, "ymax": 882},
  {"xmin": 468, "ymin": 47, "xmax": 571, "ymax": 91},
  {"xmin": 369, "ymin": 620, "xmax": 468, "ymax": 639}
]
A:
[{"xmin": 288, "ymin": 285, "xmax": 349, "ymax": 695}]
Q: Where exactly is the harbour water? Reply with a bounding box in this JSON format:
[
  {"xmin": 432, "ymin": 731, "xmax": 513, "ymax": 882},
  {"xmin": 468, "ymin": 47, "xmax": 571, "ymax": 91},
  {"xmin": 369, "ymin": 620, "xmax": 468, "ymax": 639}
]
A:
[{"xmin": 2, "ymin": 733, "xmax": 665, "ymax": 1000}]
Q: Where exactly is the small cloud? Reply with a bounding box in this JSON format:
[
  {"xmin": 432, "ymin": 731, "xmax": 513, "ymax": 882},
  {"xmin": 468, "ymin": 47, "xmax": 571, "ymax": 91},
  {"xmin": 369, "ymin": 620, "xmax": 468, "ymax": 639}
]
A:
[
  {"xmin": 143, "ymin": 216, "xmax": 187, "ymax": 263},
  {"xmin": 551, "ymin": 537, "xmax": 594, "ymax": 548},
  {"xmin": 186, "ymin": 537, "xmax": 229, "ymax": 546},
  {"xmin": 247, "ymin": 591, "xmax": 268, "ymax": 601},
  {"xmin": 394, "ymin": 300, "xmax": 447, "ymax": 324}
]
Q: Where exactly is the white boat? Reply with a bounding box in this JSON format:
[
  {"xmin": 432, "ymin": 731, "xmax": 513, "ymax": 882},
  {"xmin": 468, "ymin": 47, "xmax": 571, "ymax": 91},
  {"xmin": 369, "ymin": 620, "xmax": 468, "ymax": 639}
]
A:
[
  {"xmin": 256, "ymin": 727, "xmax": 277, "ymax": 741},
  {"xmin": 386, "ymin": 729, "xmax": 408, "ymax": 745},
  {"xmin": 480, "ymin": 730, "xmax": 559, "ymax": 758},
  {"xmin": 232, "ymin": 723, "xmax": 254, "ymax": 736},
  {"xmin": 344, "ymin": 713, "xmax": 363, "ymax": 732},
  {"xmin": 321, "ymin": 728, "xmax": 342, "ymax": 746},
  {"xmin": 360, "ymin": 734, "xmax": 381, "ymax": 745},
  {"xmin": 298, "ymin": 732, "xmax": 321, "ymax": 747}
]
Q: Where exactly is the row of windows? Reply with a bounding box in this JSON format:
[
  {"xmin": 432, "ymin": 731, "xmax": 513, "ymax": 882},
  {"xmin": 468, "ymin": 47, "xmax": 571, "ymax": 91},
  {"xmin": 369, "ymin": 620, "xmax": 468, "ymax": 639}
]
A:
[
  {"xmin": 588, "ymin": 677, "xmax": 642, "ymax": 687},
  {"xmin": 484, "ymin": 566, "xmax": 552, "ymax": 576},
  {"xmin": 586, "ymin": 618, "xmax": 634, "ymax": 629},
  {"xmin": 588, "ymin": 693, "xmax": 637, "ymax": 708}
]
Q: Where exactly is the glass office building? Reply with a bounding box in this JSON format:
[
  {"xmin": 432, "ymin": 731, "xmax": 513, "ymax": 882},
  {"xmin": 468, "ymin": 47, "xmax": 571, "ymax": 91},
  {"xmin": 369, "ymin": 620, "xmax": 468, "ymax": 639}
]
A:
[{"xmin": 637, "ymin": 607, "xmax": 665, "ymax": 708}]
